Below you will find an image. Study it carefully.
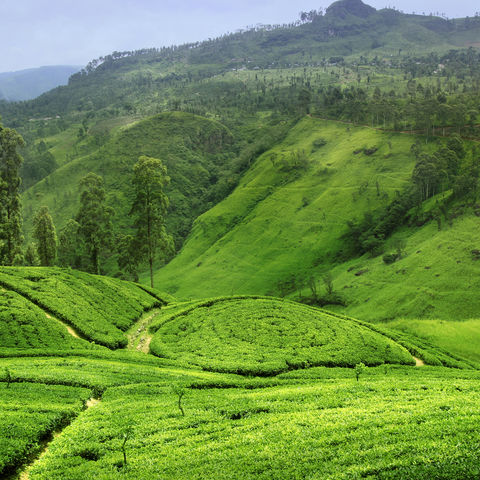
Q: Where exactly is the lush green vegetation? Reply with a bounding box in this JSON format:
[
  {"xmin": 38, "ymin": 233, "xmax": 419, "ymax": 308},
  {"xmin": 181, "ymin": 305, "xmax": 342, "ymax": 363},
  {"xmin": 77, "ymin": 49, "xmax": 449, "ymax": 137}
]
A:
[
  {"xmin": 387, "ymin": 318, "xmax": 480, "ymax": 364},
  {"xmin": 0, "ymin": 288, "xmax": 90, "ymax": 349},
  {"xmin": 149, "ymin": 296, "xmax": 414, "ymax": 374},
  {"xmin": 0, "ymin": 267, "xmax": 169, "ymax": 348},
  {"xmin": 0, "ymin": 382, "xmax": 90, "ymax": 478},
  {"xmin": 0, "ymin": 1, "xmax": 479, "ymax": 478},
  {"xmin": 0, "ymin": 275, "xmax": 478, "ymax": 478},
  {"xmin": 151, "ymin": 117, "xmax": 418, "ymax": 296},
  {"xmin": 23, "ymin": 369, "xmax": 480, "ymax": 480}
]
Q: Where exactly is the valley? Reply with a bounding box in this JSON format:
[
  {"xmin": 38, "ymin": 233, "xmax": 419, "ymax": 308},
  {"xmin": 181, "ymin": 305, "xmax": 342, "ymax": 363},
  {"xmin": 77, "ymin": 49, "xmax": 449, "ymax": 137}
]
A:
[{"xmin": 0, "ymin": 0, "xmax": 479, "ymax": 478}]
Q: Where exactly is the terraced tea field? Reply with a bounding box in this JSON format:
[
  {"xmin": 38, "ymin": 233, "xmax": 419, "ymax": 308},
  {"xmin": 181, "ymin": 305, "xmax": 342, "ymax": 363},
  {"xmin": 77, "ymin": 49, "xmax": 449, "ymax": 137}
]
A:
[
  {"xmin": 1, "ymin": 268, "xmax": 479, "ymax": 479},
  {"xmin": 149, "ymin": 297, "xmax": 415, "ymax": 374},
  {"xmin": 0, "ymin": 267, "xmax": 169, "ymax": 349}
]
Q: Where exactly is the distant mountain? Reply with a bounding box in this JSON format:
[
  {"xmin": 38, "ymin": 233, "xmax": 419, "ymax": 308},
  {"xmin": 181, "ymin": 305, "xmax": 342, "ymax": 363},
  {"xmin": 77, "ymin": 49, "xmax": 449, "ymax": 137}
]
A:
[{"xmin": 0, "ymin": 65, "xmax": 81, "ymax": 101}]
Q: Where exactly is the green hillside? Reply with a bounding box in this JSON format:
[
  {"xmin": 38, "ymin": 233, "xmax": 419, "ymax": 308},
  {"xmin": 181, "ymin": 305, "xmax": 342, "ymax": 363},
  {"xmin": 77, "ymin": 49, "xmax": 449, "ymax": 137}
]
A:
[
  {"xmin": 1, "ymin": 1, "xmax": 480, "ymax": 478},
  {"xmin": 148, "ymin": 296, "xmax": 415, "ymax": 374},
  {"xmin": 151, "ymin": 116, "xmax": 480, "ymax": 323},
  {"xmin": 152, "ymin": 117, "xmax": 417, "ymax": 296},
  {"xmin": 0, "ymin": 288, "xmax": 90, "ymax": 350},
  {"xmin": 329, "ymin": 213, "xmax": 480, "ymax": 321},
  {"xmin": 0, "ymin": 268, "xmax": 478, "ymax": 478},
  {"xmin": 21, "ymin": 112, "xmax": 235, "ymax": 252},
  {"xmin": 0, "ymin": 267, "xmax": 170, "ymax": 349},
  {"xmin": 386, "ymin": 318, "xmax": 480, "ymax": 364}
]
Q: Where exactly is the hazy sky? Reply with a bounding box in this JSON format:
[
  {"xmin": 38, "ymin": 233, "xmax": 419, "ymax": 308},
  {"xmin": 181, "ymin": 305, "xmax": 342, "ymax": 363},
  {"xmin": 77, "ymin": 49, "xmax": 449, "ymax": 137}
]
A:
[{"xmin": 1, "ymin": 0, "xmax": 477, "ymax": 72}]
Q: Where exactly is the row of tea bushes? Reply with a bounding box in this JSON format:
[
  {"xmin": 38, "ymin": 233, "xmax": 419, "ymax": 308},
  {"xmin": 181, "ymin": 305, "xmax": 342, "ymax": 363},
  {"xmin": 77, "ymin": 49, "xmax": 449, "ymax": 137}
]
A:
[
  {"xmin": 0, "ymin": 267, "xmax": 171, "ymax": 348},
  {"xmin": 149, "ymin": 297, "xmax": 414, "ymax": 375}
]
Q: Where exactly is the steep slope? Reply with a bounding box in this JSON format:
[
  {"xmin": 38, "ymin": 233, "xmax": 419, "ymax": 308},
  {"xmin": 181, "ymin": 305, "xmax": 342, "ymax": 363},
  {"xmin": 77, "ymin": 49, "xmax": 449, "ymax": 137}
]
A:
[
  {"xmin": 21, "ymin": 112, "xmax": 234, "ymax": 250},
  {"xmin": 329, "ymin": 213, "xmax": 480, "ymax": 322},
  {"xmin": 153, "ymin": 116, "xmax": 480, "ymax": 322},
  {"xmin": 153, "ymin": 116, "xmax": 418, "ymax": 297}
]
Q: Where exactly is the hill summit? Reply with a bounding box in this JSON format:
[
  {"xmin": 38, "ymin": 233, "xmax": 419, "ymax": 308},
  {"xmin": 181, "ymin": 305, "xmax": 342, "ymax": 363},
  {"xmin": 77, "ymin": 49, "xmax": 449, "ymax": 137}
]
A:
[{"xmin": 326, "ymin": 0, "xmax": 376, "ymax": 19}]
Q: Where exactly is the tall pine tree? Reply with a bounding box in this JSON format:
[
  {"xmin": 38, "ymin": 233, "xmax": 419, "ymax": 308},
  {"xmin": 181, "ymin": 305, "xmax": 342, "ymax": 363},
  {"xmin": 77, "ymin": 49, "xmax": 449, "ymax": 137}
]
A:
[
  {"xmin": 76, "ymin": 173, "xmax": 114, "ymax": 275},
  {"xmin": 0, "ymin": 122, "xmax": 24, "ymax": 265},
  {"xmin": 130, "ymin": 156, "xmax": 173, "ymax": 288},
  {"xmin": 33, "ymin": 206, "xmax": 57, "ymax": 266}
]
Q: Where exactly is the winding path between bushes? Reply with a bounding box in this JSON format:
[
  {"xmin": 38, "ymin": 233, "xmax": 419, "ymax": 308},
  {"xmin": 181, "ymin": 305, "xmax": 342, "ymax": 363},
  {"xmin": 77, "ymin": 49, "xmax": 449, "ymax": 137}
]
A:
[
  {"xmin": 413, "ymin": 356, "xmax": 425, "ymax": 367},
  {"xmin": 126, "ymin": 308, "xmax": 161, "ymax": 353},
  {"xmin": 16, "ymin": 396, "xmax": 101, "ymax": 480}
]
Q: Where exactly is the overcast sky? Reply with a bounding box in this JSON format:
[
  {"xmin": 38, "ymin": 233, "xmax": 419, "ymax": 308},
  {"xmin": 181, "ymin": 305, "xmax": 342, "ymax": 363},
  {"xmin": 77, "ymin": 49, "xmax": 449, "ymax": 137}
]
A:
[{"xmin": 1, "ymin": 0, "xmax": 477, "ymax": 72}]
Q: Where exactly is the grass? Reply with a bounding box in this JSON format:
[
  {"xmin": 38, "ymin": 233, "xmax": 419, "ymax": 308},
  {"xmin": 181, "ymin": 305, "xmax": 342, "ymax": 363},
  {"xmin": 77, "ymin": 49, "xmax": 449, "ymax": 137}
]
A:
[
  {"xmin": 152, "ymin": 117, "xmax": 419, "ymax": 297},
  {"xmin": 328, "ymin": 213, "xmax": 480, "ymax": 322},
  {"xmin": 386, "ymin": 318, "xmax": 480, "ymax": 364},
  {"xmin": 151, "ymin": 116, "xmax": 480, "ymax": 325}
]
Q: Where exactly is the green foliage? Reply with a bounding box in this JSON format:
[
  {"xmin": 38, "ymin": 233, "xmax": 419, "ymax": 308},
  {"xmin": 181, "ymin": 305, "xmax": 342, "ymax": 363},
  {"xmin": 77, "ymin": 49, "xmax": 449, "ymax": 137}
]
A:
[
  {"xmin": 0, "ymin": 122, "xmax": 24, "ymax": 265},
  {"xmin": 76, "ymin": 173, "xmax": 114, "ymax": 274},
  {"xmin": 23, "ymin": 372, "xmax": 480, "ymax": 480},
  {"xmin": 24, "ymin": 242, "xmax": 40, "ymax": 266},
  {"xmin": 130, "ymin": 156, "xmax": 173, "ymax": 288},
  {"xmin": 57, "ymin": 219, "xmax": 82, "ymax": 268},
  {"xmin": 0, "ymin": 267, "xmax": 169, "ymax": 349},
  {"xmin": 382, "ymin": 252, "xmax": 400, "ymax": 264},
  {"xmin": 154, "ymin": 118, "xmax": 419, "ymax": 298},
  {"xmin": 0, "ymin": 288, "xmax": 91, "ymax": 349},
  {"xmin": 0, "ymin": 383, "xmax": 90, "ymax": 477},
  {"xmin": 149, "ymin": 297, "xmax": 414, "ymax": 375},
  {"xmin": 33, "ymin": 206, "xmax": 57, "ymax": 266},
  {"xmin": 4, "ymin": 367, "xmax": 11, "ymax": 388},
  {"xmin": 354, "ymin": 362, "xmax": 366, "ymax": 381},
  {"xmin": 387, "ymin": 319, "xmax": 480, "ymax": 365}
]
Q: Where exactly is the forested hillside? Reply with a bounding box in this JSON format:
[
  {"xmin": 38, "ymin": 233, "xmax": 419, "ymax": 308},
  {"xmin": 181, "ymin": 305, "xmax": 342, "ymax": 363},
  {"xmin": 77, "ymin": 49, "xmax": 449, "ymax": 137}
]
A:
[{"xmin": 1, "ymin": 2, "xmax": 480, "ymax": 479}]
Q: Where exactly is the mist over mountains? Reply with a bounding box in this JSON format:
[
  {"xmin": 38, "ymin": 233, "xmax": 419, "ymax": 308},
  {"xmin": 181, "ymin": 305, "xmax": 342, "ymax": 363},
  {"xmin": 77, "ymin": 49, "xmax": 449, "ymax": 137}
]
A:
[{"xmin": 0, "ymin": 65, "xmax": 81, "ymax": 101}]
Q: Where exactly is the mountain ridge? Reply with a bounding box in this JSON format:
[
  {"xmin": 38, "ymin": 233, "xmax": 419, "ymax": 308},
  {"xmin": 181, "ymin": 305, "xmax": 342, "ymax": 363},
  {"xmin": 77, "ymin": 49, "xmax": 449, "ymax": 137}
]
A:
[{"xmin": 0, "ymin": 65, "xmax": 81, "ymax": 101}]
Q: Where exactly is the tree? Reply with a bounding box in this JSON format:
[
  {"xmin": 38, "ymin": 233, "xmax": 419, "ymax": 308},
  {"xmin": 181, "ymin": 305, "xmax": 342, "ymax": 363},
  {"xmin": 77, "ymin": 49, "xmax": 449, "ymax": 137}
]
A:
[
  {"xmin": 355, "ymin": 362, "xmax": 366, "ymax": 382},
  {"xmin": 25, "ymin": 243, "xmax": 40, "ymax": 266},
  {"xmin": 0, "ymin": 123, "xmax": 25, "ymax": 265},
  {"xmin": 33, "ymin": 206, "xmax": 57, "ymax": 266},
  {"xmin": 116, "ymin": 234, "xmax": 139, "ymax": 281},
  {"xmin": 76, "ymin": 173, "xmax": 114, "ymax": 274},
  {"xmin": 130, "ymin": 156, "xmax": 173, "ymax": 288},
  {"xmin": 57, "ymin": 219, "xmax": 83, "ymax": 268}
]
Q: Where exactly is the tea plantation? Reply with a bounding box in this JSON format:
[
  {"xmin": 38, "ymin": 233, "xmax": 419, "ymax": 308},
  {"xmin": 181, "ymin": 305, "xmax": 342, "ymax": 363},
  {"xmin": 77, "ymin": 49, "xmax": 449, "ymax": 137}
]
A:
[
  {"xmin": 149, "ymin": 296, "xmax": 415, "ymax": 374},
  {"xmin": 1, "ymin": 268, "xmax": 479, "ymax": 479},
  {"xmin": 0, "ymin": 267, "xmax": 170, "ymax": 349}
]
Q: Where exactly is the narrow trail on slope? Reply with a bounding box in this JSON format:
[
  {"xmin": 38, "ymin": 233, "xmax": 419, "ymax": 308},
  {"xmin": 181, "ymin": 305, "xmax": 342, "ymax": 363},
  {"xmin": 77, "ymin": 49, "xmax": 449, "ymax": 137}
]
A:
[
  {"xmin": 413, "ymin": 356, "xmax": 425, "ymax": 367},
  {"xmin": 44, "ymin": 312, "xmax": 81, "ymax": 339},
  {"xmin": 14, "ymin": 396, "xmax": 101, "ymax": 480},
  {"xmin": 0, "ymin": 282, "xmax": 85, "ymax": 341},
  {"xmin": 126, "ymin": 308, "xmax": 162, "ymax": 353}
]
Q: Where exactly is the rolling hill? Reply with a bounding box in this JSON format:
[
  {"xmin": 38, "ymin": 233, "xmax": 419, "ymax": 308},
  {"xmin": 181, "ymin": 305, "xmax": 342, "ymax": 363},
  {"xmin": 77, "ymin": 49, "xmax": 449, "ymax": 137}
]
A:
[
  {"xmin": 21, "ymin": 112, "xmax": 236, "ymax": 253},
  {"xmin": 0, "ymin": 267, "xmax": 171, "ymax": 349},
  {"xmin": 0, "ymin": 274, "xmax": 479, "ymax": 478}
]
